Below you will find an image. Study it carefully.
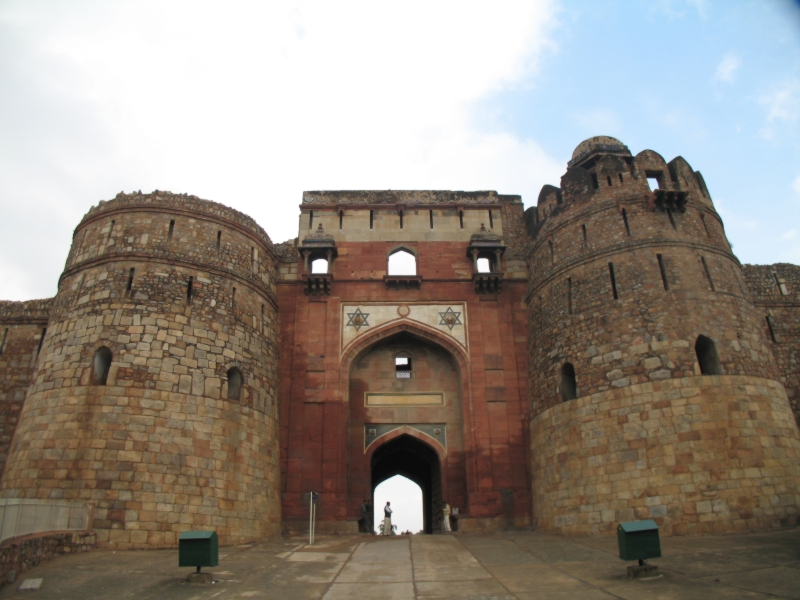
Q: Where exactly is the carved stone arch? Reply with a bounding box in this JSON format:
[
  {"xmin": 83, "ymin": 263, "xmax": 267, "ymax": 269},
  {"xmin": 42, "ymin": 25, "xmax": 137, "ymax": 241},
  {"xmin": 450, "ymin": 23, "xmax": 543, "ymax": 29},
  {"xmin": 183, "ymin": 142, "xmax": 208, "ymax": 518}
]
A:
[
  {"xmin": 366, "ymin": 426, "xmax": 447, "ymax": 462},
  {"xmin": 341, "ymin": 319, "xmax": 470, "ymax": 378},
  {"xmin": 387, "ymin": 244, "xmax": 418, "ymax": 258},
  {"xmin": 223, "ymin": 360, "xmax": 246, "ymax": 402}
]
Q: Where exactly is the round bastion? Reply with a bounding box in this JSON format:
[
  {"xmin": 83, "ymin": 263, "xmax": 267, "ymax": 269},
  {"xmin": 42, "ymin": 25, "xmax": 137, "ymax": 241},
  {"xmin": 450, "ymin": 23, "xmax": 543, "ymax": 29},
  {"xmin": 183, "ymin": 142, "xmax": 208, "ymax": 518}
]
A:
[
  {"xmin": 528, "ymin": 138, "xmax": 800, "ymax": 535},
  {"xmin": 0, "ymin": 191, "xmax": 282, "ymax": 549}
]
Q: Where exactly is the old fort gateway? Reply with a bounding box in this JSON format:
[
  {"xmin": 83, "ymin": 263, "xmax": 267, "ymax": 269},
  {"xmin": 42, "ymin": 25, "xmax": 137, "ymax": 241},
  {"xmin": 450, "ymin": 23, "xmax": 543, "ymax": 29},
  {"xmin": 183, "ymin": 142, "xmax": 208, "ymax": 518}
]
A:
[{"xmin": 0, "ymin": 136, "xmax": 798, "ymax": 549}]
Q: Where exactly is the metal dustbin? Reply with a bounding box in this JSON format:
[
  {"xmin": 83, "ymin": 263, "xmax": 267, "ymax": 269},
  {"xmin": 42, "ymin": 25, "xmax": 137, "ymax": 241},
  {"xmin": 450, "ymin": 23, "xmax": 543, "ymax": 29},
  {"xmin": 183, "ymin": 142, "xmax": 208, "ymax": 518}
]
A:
[
  {"xmin": 617, "ymin": 520, "xmax": 661, "ymax": 563},
  {"xmin": 179, "ymin": 531, "xmax": 219, "ymax": 573}
]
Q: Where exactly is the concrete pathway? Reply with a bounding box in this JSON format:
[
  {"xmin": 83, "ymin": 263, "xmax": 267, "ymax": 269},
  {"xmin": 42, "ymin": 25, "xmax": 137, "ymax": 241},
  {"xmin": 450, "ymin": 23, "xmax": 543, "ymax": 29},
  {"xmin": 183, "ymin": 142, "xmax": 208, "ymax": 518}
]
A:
[{"xmin": 1, "ymin": 529, "xmax": 799, "ymax": 599}]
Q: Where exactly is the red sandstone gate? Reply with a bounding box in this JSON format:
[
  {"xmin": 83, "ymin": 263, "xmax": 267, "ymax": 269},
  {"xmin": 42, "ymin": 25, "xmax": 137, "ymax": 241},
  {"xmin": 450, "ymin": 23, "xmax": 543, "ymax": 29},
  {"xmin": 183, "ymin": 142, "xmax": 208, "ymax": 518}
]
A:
[{"xmin": 348, "ymin": 330, "xmax": 466, "ymax": 534}]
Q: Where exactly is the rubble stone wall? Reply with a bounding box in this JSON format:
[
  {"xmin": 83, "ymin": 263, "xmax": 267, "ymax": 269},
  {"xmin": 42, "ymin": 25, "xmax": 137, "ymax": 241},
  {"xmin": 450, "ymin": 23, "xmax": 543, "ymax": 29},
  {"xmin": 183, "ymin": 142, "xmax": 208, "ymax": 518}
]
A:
[
  {"xmin": 743, "ymin": 263, "xmax": 800, "ymax": 424},
  {"xmin": 0, "ymin": 300, "xmax": 52, "ymax": 479}
]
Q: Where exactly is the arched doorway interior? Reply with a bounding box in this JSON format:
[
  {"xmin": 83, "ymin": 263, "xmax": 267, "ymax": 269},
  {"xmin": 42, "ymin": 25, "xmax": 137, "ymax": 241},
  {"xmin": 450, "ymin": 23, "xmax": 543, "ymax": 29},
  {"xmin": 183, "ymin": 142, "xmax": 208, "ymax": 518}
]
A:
[{"xmin": 371, "ymin": 434, "xmax": 441, "ymax": 534}]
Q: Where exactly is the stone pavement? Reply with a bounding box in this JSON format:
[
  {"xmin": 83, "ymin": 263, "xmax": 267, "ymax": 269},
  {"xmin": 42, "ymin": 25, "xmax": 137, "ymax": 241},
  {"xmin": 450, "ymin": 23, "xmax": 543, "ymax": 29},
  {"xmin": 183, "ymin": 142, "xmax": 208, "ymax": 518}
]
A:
[{"xmin": 1, "ymin": 529, "xmax": 799, "ymax": 599}]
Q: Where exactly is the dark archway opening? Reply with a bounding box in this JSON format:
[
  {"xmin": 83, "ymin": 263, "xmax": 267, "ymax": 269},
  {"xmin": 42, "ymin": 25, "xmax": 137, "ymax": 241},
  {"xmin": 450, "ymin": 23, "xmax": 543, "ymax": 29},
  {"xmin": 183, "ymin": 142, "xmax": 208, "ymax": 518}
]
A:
[
  {"xmin": 371, "ymin": 434, "xmax": 441, "ymax": 534},
  {"xmin": 695, "ymin": 334, "xmax": 722, "ymax": 375}
]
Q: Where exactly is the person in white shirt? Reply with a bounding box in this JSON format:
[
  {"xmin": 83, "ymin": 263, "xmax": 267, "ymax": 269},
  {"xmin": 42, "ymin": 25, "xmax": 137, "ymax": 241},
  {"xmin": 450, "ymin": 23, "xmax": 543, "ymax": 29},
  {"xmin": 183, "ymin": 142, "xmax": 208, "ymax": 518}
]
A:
[
  {"xmin": 442, "ymin": 500, "xmax": 452, "ymax": 532},
  {"xmin": 383, "ymin": 502, "xmax": 393, "ymax": 536}
]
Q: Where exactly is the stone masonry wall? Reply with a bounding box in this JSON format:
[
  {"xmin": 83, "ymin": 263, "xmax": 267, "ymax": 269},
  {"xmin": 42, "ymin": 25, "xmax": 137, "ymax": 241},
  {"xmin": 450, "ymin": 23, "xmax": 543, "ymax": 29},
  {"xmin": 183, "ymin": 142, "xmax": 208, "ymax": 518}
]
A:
[
  {"xmin": 531, "ymin": 375, "xmax": 800, "ymax": 535},
  {"xmin": 0, "ymin": 192, "xmax": 281, "ymax": 549},
  {"xmin": 743, "ymin": 264, "xmax": 800, "ymax": 424},
  {"xmin": 0, "ymin": 300, "xmax": 52, "ymax": 480}
]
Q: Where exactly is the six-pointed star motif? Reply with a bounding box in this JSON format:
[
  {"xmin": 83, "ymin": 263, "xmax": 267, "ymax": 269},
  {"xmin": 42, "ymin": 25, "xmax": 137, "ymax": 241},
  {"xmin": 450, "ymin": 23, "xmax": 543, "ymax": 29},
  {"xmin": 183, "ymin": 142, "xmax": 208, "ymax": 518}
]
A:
[
  {"xmin": 438, "ymin": 307, "xmax": 462, "ymax": 331},
  {"xmin": 346, "ymin": 308, "xmax": 370, "ymax": 331}
]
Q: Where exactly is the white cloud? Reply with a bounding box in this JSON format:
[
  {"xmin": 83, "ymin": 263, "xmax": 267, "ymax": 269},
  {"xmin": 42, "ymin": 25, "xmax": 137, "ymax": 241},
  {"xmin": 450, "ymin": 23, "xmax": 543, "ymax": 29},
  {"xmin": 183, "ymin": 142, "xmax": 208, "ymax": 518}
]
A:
[
  {"xmin": 713, "ymin": 53, "xmax": 740, "ymax": 83},
  {"xmin": 760, "ymin": 79, "xmax": 800, "ymax": 123},
  {"xmin": 0, "ymin": 0, "xmax": 560, "ymax": 300},
  {"xmin": 793, "ymin": 174, "xmax": 800, "ymax": 194}
]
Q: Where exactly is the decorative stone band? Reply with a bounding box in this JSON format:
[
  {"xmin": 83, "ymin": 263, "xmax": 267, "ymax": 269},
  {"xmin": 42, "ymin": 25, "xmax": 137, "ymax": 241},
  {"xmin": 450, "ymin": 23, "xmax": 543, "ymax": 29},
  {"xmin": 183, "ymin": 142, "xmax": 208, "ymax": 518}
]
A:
[
  {"xmin": 530, "ymin": 375, "xmax": 800, "ymax": 536},
  {"xmin": 341, "ymin": 303, "xmax": 467, "ymax": 354},
  {"xmin": 365, "ymin": 423, "xmax": 447, "ymax": 450}
]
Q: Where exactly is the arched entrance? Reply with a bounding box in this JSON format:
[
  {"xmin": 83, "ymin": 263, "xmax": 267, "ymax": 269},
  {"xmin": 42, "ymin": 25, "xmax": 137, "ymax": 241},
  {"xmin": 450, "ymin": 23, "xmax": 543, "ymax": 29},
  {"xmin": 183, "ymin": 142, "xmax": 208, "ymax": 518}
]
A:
[
  {"xmin": 346, "ymin": 326, "xmax": 467, "ymax": 534},
  {"xmin": 372, "ymin": 434, "xmax": 441, "ymax": 534}
]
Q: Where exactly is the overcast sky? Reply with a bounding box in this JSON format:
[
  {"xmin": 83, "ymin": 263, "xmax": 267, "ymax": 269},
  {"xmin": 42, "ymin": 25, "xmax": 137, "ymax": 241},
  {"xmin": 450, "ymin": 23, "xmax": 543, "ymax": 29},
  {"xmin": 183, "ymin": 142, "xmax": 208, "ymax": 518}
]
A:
[{"xmin": 1, "ymin": 0, "xmax": 799, "ymax": 302}]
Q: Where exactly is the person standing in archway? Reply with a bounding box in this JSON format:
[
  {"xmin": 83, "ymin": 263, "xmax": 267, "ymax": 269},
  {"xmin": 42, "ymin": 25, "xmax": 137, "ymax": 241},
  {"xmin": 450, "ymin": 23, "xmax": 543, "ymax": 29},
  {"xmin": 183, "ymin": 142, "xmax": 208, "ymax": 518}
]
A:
[
  {"xmin": 383, "ymin": 501, "xmax": 393, "ymax": 536},
  {"xmin": 442, "ymin": 500, "xmax": 452, "ymax": 532}
]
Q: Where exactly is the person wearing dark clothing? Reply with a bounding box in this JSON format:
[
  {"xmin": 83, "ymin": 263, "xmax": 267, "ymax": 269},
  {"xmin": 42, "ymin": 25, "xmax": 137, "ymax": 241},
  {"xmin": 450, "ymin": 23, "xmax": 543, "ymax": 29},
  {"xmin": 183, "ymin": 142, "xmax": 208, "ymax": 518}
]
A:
[{"xmin": 360, "ymin": 499, "xmax": 373, "ymax": 534}]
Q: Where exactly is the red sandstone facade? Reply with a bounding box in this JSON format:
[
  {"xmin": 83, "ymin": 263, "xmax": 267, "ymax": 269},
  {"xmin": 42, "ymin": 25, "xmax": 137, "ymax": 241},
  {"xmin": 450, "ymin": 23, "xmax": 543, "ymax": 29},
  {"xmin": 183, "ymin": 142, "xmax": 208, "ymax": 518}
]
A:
[
  {"xmin": 0, "ymin": 136, "xmax": 797, "ymax": 545},
  {"xmin": 276, "ymin": 191, "xmax": 531, "ymax": 533}
]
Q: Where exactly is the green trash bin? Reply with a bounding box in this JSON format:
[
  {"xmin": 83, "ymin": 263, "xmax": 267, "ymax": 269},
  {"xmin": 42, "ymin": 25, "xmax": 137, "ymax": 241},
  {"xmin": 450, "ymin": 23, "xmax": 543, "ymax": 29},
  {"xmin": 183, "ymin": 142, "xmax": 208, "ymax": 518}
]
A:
[
  {"xmin": 617, "ymin": 520, "xmax": 661, "ymax": 562},
  {"xmin": 179, "ymin": 531, "xmax": 219, "ymax": 573}
]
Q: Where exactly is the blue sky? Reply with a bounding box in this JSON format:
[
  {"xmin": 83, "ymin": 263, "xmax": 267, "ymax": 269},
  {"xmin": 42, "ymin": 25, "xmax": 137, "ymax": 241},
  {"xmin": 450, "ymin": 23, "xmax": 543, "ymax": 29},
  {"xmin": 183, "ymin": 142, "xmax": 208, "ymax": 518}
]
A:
[
  {"xmin": 485, "ymin": 0, "xmax": 800, "ymax": 265},
  {"xmin": 0, "ymin": 0, "xmax": 799, "ymax": 300}
]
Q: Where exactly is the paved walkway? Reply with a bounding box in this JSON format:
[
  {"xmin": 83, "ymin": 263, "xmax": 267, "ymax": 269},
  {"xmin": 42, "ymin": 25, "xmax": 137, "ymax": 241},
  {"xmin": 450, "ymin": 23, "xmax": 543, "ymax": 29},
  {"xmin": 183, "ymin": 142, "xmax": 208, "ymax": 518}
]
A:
[{"xmin": 1, "ymin": 529, "xmax": 799, "ymax": 599}]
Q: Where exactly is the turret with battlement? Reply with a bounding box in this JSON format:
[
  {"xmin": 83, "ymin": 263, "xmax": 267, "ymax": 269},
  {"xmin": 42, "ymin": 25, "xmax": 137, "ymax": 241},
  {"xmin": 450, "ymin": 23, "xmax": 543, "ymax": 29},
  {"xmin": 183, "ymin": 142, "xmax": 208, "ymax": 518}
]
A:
[{"xmin": 526, "ymin": 136, "xmax": 800, "ymax": 536}]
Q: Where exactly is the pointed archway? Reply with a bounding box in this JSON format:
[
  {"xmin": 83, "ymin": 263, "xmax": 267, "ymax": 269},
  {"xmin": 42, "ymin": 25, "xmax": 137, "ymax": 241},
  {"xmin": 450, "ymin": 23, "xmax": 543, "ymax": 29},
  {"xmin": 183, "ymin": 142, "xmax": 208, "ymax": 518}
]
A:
[{"xmin": 371, "ymin": 433, "xmax": 441, "ymax": 534}]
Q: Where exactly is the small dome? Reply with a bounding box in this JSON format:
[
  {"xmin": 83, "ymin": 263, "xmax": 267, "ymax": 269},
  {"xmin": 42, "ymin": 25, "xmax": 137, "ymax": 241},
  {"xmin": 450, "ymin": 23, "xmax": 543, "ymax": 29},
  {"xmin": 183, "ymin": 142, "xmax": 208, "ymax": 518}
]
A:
[{"xmin": 571, "ymin": 136, "xmax": 629, "ymax": 160}]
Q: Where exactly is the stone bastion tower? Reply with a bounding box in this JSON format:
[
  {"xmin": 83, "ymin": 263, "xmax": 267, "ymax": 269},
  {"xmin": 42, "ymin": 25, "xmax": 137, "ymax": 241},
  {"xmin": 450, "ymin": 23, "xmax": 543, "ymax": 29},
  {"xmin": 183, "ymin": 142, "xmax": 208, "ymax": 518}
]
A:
[
  {"xmin": 0, "ymin": 191, "xmax": 281, "ymax": 548},
  {"xmin": 526, "ymin": 136, "xmax": 800, "ymax": 536}
]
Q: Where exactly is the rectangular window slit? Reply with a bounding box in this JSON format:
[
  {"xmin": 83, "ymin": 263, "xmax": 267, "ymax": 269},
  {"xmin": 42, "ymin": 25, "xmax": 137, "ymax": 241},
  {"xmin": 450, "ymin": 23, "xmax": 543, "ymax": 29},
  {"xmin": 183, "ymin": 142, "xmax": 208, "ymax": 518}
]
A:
[
  {"xmin": 369, "ymin": 210, "xmax": 374, "ymax": 230},
  {"xmin": 168, "ymin": 219, "xmax": 175, "ymax": 241},
  {"xmin": 591, "ymin": 173, "xmax": 599, "ymax": 189},
  {"xmin": 217, "ymin": 230, "xmax": 221, "ymax": 250},
  {"xmin": 581, "ymin": 224, "xmax": 587, "ymax": 247},
  {"xmin": 701, "ymin": 256, "xmax": 715, "ymax": 291},
  {"xmin": 309, "ymin": 211, "xmax": 314, "ymax": 230},
  {"xmin": 261, "ymin": 304, "xmax": 265, "ymax": 334},
  {"xmin": 459, "ymin": 211, "xmax": 464, "ymax": 229},
  {"xmin": 667, "ymin": 209, "xmax": 677, "ymax": 231},
  {"xmin": 186, "ymin": 276, "xmax": 194, "ymax": 305},
  {"xmin": 429, "ymin": 210, "xmax": 434, "ymax": 229},
  {"xmin": 0, "ymin": 328, "xmax": 7, "ymax": 355},
  {"xmin": 618, "ymin": 173, "xmax": 624, "ymax": 183},
  {"xmin": 608, "ymin": 263, "xmax": 618, "ymax": 300},
  {"xmin": 700, "ymin": 213, "xmax": 710, "ymax": 238},
  {"xmin": 622, "ymin": 209, "xmax": 631, "ymax": 236},
  {"xmin": 36, "ymin": 328, "xmax": 46, "ymax": 356},
  {"xmin": 107, "ymin": 220, "xmax": 115, "ymax": 241},
  {"xmin": 607, "ymin": 175, "xmax": 613, "ymax": 186},
  {"xmin": 567, "ymin": 278, "xmax": 573, "ymax": 315},
  {"xmin": 339, "ymin": 211, "xmax": 343, "ymax": 230},
  {"xmin": 126, "ymin": 268, "xmax": 135, "ymax": 295},
  {"xmin": 232, "ymin": 287, "xmax": 237, "ymax": 308},
  {"xmin": 489, "ymin": 210, "xmax": 494, "ymax": 228},
  {"xmin": 774, "ymin": 273, "xmax": 789, "ymax": 296},
  {"xmin": 399, "ymin": 211, "xmax": 404, "ymax": 229},
  {"xmin": 657, "ymin": 254, "xmax": 669, "ymax": 290},
  {"xmin": 766, "ymin": 316, "xmax": 778, "ymax": 343}
]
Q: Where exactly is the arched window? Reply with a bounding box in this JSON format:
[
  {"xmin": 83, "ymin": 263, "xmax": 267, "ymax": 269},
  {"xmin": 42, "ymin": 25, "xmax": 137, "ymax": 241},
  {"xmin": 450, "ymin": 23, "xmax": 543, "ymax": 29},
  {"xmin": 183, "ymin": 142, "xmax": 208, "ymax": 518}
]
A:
[
  {"xmin": 395, "ymin": 353, "xmax": 412, "ymax": 379},
  {"xmin": 560, "ymin": 362, "xmax": 577, "ymax": 401},
  {"xmin": 227, "ymin": 367, "xmax": 243, "ymax": 400},
  {"xmin": 388, "ymin": 249, "xmax": 416, "ymax": 276},
  {"xmin": 695, "ymin": 335, "xmax": 721, "ymax": 375},
  {"xmin": 311, "ymin": 258, "xmax": 329, "ymax": 274},
  {"xmin": 476, "ymin": 257, "xmax": 492, "ymax": 273},
  {"xmin": 93, "ymin": 347, "xmax": 112, "ymax": 386}
]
